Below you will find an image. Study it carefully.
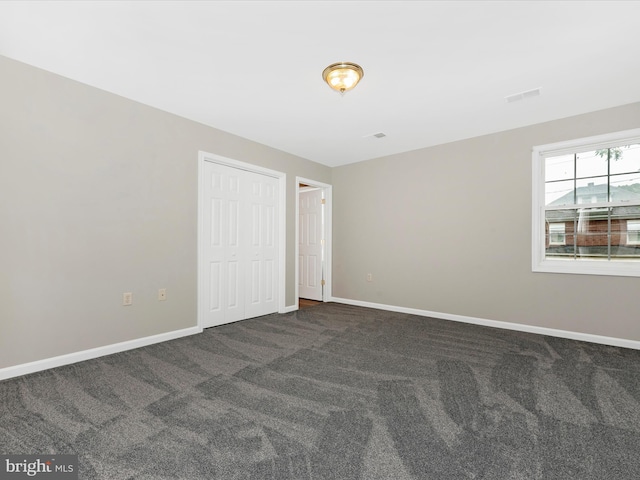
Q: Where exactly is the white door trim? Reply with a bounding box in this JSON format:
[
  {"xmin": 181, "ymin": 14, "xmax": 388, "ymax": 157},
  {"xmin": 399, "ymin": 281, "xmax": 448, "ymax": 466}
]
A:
[
  {"xmin": 295, "ymin": 177, "xmax": 332, "ymax": 305},
  {"xmin": 198, "ymin": 151, "xmax": 286, "ymax": 329}
]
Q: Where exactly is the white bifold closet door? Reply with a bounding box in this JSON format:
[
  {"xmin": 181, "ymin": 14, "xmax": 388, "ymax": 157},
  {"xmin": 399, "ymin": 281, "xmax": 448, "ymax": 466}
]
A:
[{"xmin": 203, "ymin": 161, "xmax": 278, "ymax": 327}]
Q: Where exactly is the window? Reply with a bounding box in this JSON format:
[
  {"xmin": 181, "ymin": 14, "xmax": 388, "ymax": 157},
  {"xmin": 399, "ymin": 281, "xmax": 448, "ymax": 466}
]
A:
[
  {"xmin": 548, "ymin": 223, "xmax": 566, "ymax": 245},
  {"xmin": 628, "ymin": 220, "xmax": 640, "ymax": 245},
  {"xmin": 532, "ymin": 128, "xmax": 640, "ymax": 277}
]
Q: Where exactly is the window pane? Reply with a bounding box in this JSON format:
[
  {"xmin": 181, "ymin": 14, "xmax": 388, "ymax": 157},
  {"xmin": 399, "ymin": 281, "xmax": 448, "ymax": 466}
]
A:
[
  {"xmin": 575, "ymin": 177, "xmax": 608, "ymax": 204},
  {"xmin": 575, "ymin": 207, "xmax": 609, "ymax": 259},
  {"xmin": 610, "ymin": 173, "xmax": 640, "ymax": 202},
  {"xmin": 611, "ymin": 206, "xmax": 640, "ymax": 257},
  {"xmin": 545, "ymin": 179, "xmax": 574, "ymax": 205},
  {"xmin": 545, "ymin": 154, "xmax": 574, "ymax": 181},
  {"xmin": 576, "ymin": 150, "xmax": 608, "ymax": 179},
  {"xmin": 545, "ymin": 210, "xmax": 576, "ymax": 258},
  {"xmin": 609, "ymin": 143, "xmax": 640, "ymax": 175}
]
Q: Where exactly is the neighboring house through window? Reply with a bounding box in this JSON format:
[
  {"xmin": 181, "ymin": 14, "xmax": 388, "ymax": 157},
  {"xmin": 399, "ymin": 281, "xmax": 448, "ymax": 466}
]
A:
[{"xmin": 532, "ymin": 128, "xmax": 640, "ymax": 277}]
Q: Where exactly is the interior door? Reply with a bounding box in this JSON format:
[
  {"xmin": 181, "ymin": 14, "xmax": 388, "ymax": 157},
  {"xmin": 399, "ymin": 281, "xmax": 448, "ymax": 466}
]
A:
[
  {"xmin": 203, "ymin": 161, "xmax": 278, "ymax": 327},
  {"xmin": 299, "ymin": 188, "xmax": 323, "ymax": 301}
]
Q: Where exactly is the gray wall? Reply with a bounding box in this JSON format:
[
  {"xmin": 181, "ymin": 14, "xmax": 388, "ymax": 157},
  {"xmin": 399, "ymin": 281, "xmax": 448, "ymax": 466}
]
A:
[
  {"xmin": 3, "ymin": 52, "xmax": 639, "ymax": 372},
  {"xmin": 332, "ymin": 102, "xmax": 640, "ymax": 341},
  {"xmin": 0, "ymin": 56, "xmax": 331, "ymax": 369}
]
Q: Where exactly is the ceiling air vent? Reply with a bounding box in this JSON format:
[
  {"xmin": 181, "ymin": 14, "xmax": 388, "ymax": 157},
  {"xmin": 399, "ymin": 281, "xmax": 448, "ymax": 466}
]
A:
[
  {"xmin": 364, "ymin": 132, "xmax": 387, "ymax": 139},
  {"xmin": 505, "ymin": 87, "xmax": 541, "ymax": 103}
]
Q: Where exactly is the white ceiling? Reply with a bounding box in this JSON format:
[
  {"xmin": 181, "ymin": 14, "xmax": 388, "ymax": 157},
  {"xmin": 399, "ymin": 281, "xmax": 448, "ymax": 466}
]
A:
[{"xmin": 1, "ymin": 1, "xmax": 640, "ymax": 167}]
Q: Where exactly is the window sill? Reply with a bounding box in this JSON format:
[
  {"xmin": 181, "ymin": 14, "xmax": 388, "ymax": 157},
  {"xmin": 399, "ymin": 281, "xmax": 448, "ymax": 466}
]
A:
[{"xmin": 533, "ymin": 259, "xmax": 640, "ymax": 277}]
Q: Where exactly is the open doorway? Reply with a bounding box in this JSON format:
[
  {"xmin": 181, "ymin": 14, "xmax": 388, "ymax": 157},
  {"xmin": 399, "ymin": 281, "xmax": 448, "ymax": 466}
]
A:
[{"xmin": 296, "ymin": 177, "xmax": 332, "ymax": 309}]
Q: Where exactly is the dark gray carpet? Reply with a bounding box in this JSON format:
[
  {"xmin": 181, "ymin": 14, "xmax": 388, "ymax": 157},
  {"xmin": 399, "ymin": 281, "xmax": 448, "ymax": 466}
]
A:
[{"xmin": 2, "ymin": 302, "xmax": 640, "ymax": 479}]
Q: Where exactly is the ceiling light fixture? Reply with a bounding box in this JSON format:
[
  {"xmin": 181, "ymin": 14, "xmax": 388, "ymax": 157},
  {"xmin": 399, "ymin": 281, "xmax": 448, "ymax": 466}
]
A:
[{"xmin": 322, "ymin": 62, "xmax": 364, "ymax": 95}]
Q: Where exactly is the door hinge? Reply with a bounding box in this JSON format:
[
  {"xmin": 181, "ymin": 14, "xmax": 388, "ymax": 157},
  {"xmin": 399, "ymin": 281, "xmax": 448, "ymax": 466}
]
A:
[
  {"xmin": 321, "ymin": 198, "xmax": 326, "ymax": 204},
  {"xmin": 321, "ymin": 279, "xmax": 325, "ymax": 286}
]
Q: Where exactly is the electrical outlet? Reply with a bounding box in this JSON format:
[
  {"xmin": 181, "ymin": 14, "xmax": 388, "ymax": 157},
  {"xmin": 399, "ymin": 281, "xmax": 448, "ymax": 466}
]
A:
[
  {"xmin": 158, "ymin": 288, "xmax": 167, "ymax": 301},
  {"xmin": 123, "ymin": 292, "xmax": 133, "ymax": 306},
  {"xmin": 366, "ymin": 273, "xmax": 373, "ymax": 282}
]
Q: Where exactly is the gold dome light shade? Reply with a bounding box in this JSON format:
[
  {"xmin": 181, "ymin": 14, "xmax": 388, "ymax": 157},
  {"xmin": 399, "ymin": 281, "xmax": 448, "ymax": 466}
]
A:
[{"xmin": 322, "ymin": 62, "xmax": 364, "ymax": 95}]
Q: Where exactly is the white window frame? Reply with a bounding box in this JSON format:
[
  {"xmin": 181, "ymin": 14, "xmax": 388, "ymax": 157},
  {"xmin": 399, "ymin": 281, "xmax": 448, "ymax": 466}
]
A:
[{"xmin": 532, "ymin": 128, "xmax": 640, "ymax": 277}]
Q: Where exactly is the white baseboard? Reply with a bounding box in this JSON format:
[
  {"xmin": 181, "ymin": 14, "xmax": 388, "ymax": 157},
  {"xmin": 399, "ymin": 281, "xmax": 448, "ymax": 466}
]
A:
[
  {"xmin": 330, "ymin": 297, "xmax": 640, "ymax": 351},
  {"xmin": 5, "ymin": 298, "xmax": 637, "ymax": 382},
  {"xmin": 0, "ymin": 326, "xmax": 202, "ymax": 382}
]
